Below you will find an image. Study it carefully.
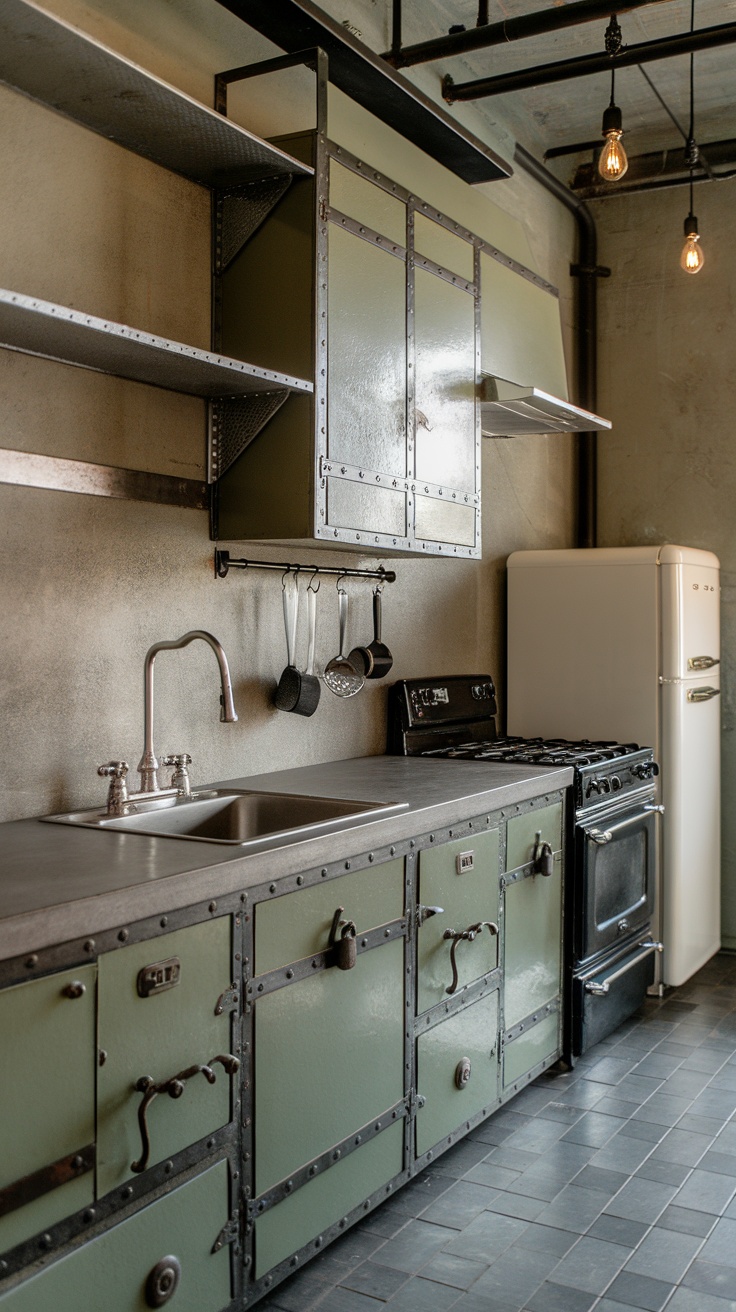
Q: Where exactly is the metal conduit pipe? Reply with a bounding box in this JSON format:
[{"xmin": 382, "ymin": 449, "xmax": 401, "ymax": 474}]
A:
[
  {"xmin": 514, "ymin": 144, "xmax": 599, "ymax": 547},
  {"xmin": 384, "ymin": 0, "xmax": 678, "ymax": 67},
  {"xmin": 444, "ymin": 21, "xmax": 736, "ymax": 101}
]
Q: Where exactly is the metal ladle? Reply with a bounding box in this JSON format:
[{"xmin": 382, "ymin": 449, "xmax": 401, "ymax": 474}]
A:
[{"xmin": 323, "ymin": 587, "xmax": 364, "ymax": 698}]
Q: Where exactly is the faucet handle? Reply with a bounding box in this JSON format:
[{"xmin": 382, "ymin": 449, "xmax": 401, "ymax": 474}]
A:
[
  {"xmin": 162, "ymin": 754, "xmax": 192, "ymax": 796},
  {"xmin": 98, "ymin": 762, "xmax": 130, "ymax": 816},
  {"xmin": 98, "ymin": 761, "xmax": 129, "ymax": 780}
]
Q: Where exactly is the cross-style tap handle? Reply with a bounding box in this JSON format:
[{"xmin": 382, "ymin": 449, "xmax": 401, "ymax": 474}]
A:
[
  {"xmin": 161, "ymin": 754, "xmax": 192, "ymax": 795},
  {"xmin": 98, "ymin": 761, "xmax": 129, "ymax": 779},
  {"xmin": 97, "ymin": 762, "xmax": 131, "ymax": 816}
]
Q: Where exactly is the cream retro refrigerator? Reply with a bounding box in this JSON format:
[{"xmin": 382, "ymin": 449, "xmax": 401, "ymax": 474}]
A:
[{"xmin": 507, "ymin": 545, "xmax": 721, "ymax": 988}]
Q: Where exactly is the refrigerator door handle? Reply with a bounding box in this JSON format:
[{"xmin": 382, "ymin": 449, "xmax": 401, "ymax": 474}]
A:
[
  {"xmin": 687, "ymin": 686, "xmax": 721, "ymax": 703},
  {"xmin": 584, "ymin": 940, "xmax": 664, "ymax": 996},
  {"xmin": 688, "ymin": 655, "xmax": 719, "ymax": 671}
]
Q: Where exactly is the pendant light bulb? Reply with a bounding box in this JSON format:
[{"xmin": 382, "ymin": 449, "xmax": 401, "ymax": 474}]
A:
[
  {"xmin": 681, "ymin": 213, "xmax": 704, "ymax": 274},
  {"xmin": 598, "ymin": 102, "xmax": 628, "ymax": 181}
]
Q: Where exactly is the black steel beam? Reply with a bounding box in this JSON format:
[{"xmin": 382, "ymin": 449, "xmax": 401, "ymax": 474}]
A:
[
  {"xmin": 215, "ymin": 0, "xmax": 511, "ymax": 183},
  {"xmin": 571, "ymin": 136, "xmax": 736, "ymax": 194},
  {"xmin": 444, "ymin": 22, "xmax": 736, "ymax": 100},
  {"xmin": 385, "ymin": 0, "xmax": 677, "ymax": 68}
]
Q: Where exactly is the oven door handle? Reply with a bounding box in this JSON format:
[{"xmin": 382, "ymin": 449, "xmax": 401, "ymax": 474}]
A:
[
  {"xmin": 584, "ymin": 940, "xmax": 664, "ymax": 996},
  {"xmin": 588, "ymin": 828, "xmax": 613, "ymax": 845}
]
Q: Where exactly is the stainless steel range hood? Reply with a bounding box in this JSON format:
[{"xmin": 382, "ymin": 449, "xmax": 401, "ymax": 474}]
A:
[{"xmin": 480, "ymin": 376, "xmax": 612, "ymax": 437}]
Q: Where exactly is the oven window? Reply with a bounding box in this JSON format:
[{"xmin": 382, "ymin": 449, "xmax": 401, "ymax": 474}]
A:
[{"xmin": 577, "ymin": 809, "xmax": 656, "ymax": 961}]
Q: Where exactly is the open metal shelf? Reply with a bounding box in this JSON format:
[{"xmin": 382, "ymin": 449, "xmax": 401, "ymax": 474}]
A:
[
  {"xmin": 217, "ymin": 0, "xmax": 511, "ymax": 185},
  {"xmin": 0, "ymin": 0, "xmax": 313, "ymax": 188},
  {"xmin": 0, "ymin": 289, "xmax": 313, "ymax": 400}
]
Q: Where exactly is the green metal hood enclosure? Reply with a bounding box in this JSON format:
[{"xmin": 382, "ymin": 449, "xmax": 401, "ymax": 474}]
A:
[
  {"xmin": 215, "ymin": 0, "xmax": 512, "ymax": 185},
  {"xmin": 480, "ymin": 376, "xmax": 612, "ymax": 437}
]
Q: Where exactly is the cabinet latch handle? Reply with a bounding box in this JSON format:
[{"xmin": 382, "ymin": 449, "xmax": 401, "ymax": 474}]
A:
[
  {"xmin": 533, "ymin": 837, "xmax": 554, "ymax": 877},
  {"xmin": 131, "ymin": 1053, "xmax": 240, "ymax": 1174},
  {"xmin": 328, "ymin": 906, "xmax": 358, "ymax": 971},
  {"xmin": 442, "ymin": 921, "xmax": 499, "ymax": 995}
]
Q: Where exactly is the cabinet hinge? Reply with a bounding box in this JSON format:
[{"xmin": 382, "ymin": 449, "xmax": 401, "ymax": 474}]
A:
[
  {"xmin": 214, "ymin": 982, "xmax": 240, "ymax": 1016},
  {"xmin": 211, "ymin": 1210, "xmax": 240, "ymax": 1253}
]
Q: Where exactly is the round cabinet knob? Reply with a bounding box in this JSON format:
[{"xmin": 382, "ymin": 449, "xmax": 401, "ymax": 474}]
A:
[
  {"xmin": 455, "ymin": 1057, "xmax": 472, "ymax": 1090},
  {"xmin": 62, "ymin": 981, "xmax": 86, "ymax": 999},
  {"xmin": 145, "ymin": 1256, "xmax": 181, "ymax": 1308}
]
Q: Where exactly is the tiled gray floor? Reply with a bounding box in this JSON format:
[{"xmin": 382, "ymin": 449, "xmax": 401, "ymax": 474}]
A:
[{"xmin": 258, "ymin": 953, "xmax": 736, "ymax": 1312}]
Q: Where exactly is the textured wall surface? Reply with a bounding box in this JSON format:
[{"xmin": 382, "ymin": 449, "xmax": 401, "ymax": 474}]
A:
[
  {"xmin": 595, "ymin": 181, "xmax": 736, "ymax": 947},
  {"xmin": 0, "ymin": 0, "xmax": 578, "ymax": 825}
]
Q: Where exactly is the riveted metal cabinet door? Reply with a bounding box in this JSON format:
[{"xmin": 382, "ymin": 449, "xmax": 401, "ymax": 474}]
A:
[
  {"xmin": 326, "ymin": 223, "xmax": 407, "ymax": 478},
  {"xmin": 505, "ymin": 801, "xmax": 563, "ymax": 874},
  {"xmin": 97, "ymin": 918, "xmax": 234, "ymax": 1198},
  {"xmin": 503, "ymin": 857, "xmax": 563, "ymax": 1031},
  {"xmin": 0, "ymin": 965, "xmax": 95, "ymax": 1255},
  {"xmin": 255, "ymin": 938, "xmax": 405, "ymax": 1195},
  {"xmin": 503, "ymin": 1011, "xmax": 560, "ymax": 1091},
  {"xmin": 416, "ymin": 991, "xmax": 499, "ymax": 1158},
  {"xmin": 0, "ymin": 1161, "xmax": 231, "ymax": 1312},
  {"xmin": 414, "ymin": 266, "xmax": 477, "ymax": 494},
  {"xmin": 254, "ymin": 858, "xmax": 404, "ymax": 974},
  {"xmin": 417, "ymin": 831, "xmax": 500, "ymax": 1013},
  {"xmin": 255, "ymin": 1120, "xmax": 404, "ymax": 1278}
]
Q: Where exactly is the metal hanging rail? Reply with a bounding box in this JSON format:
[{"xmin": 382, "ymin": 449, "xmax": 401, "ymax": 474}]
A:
[{"xmin": 214, "ymin": 550, "xmax": 397, "ymax": 582}]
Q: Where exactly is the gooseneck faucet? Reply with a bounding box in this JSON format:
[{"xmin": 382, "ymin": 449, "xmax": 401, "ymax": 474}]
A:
[{"xmin": 137, "ymin": 631, "xmax": 238, "ymax": 793}]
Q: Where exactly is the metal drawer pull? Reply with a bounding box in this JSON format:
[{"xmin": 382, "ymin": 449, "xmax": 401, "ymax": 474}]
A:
[
  {"xmin": 584, "ymin": 940, "xmax": 663, "ymax": 996},
  {"xmin": 418, "ymin": 904, "xmax": 445, "ymax": 926},
  {"xmin": 688, "ymin": 655, "xmax": 719, "ymax": 670},
  {"xmin": 443, "ymin": 921, "xmax": 499, "ymax": 995},
  {"xmin": 131, "ymin": 1054, "xmax": 240, "ymax": 1174},
  {"xmin": 687, "ymin": 685, "xmax": 720, "ymax": 703},
  {"xmin": 145, "ymin": 1256, "xmax": 181, "ymax": 1308},
  {"xmin": 588, "ymin": 828, "xmax": 613, "ymax": 845},
  {"xmin": 328, "ymin": 906, "xmax": 358, "ymax": 970}
]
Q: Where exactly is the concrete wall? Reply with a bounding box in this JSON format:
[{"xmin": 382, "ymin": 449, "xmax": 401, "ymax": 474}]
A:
[
  {"xmin": 0, "ymin": 0, "xmax": 578, "ymax": 825},
  {"xmin": 594, "ymin": 180, "xmax": 736, "ymax": 948}
]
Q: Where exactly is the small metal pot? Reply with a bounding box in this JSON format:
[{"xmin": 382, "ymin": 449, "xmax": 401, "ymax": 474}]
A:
[{"xmin": 349, "ymin": 589, "xmax": 393, "ymax": 680}]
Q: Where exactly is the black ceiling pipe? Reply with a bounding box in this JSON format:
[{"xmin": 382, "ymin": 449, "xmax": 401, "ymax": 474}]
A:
[
  {"xmin": 385, "ymin": 0, "xmax": 676, "ymax": 68},
  {"xmin": 514, "ymin": 144, "xmax": 600, "ymax": 549},
  {"xmin": 444, "ymin": 21, "xmax": 736, "ymax": 100}
]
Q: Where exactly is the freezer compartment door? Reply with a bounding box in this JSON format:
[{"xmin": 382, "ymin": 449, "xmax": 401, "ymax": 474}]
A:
[
  {"xmin": 660, "ymin": 559, "xmax": 720, "ymax": 680},
  {"xmin": 660, "ymin": 676, "xmax": 721, "ymax": 986}
]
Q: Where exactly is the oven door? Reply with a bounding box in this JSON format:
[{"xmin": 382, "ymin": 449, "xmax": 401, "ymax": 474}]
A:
[{"xmin": 575, "ymin": 800, "xmax": 657, "ymax": 964}]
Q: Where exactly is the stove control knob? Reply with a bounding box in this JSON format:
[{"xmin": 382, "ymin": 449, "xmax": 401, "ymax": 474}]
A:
[
  {"xmin": 611, "ymin": 775, "xmax": 622, "ymax": 791},
  {"xmin": 595, "ymin": 777, "xmax": 611, "ymax": 794},
  {"xmin": 587, "ymin": 779, "xmax": 600, "ymax": 796}
]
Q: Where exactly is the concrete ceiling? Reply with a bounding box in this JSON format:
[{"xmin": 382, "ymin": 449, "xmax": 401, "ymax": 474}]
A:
[{"xmin": 324, "ymin": 0, "xmax": 736, "ymax": 191}]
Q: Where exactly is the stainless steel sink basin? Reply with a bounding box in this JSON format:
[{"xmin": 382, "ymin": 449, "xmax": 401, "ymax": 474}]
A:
[{"xmin": 43, "ymin": 789, "xmax": 408, "ymax": 848}]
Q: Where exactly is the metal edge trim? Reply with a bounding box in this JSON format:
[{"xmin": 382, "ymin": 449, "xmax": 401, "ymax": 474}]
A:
[
  {"xmin": 503, "ymin": 996, "xmax": 561, "ymax": 1045},
  {"xmin": 249, "ymin": 1100, "xmax": 407, "ymax": 1217},
  {"xmin": 0, "ymin": 448, "xmax": 207, "ymax": 510},
  {"xmin": 320, "ymin": 458, "xmax": 479, "ymax": 505},
  {"xmin": 246, "ymin": 918, "xmax": 407, "ymax": 999},
  {"xmin": 325, "ymin": 206, "xmax": 407, "ymax": 260}
]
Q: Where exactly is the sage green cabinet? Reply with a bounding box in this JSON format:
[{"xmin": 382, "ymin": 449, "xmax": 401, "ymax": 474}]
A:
[
  {"xmin": 254, "ymin": 1121, "xmax": 404, "ymax": 1278},
  {"xmin": 417, "ymin": 830, "xmax": 500, "ymax": 1013},
  {"xmin": 0, "ymin": 1161, "xmax": 231, "ymax": 1312},
  {"xmin": 253, "ymin": 860, "xmax": 406, "ymax": 1201},
  {"xmin": 0, "ymin": 965, "xmax": 96, "ymax": 1255},
  {"xmin": 97, "ymin": 917, "xmax": 235, "ymax": 1198},
  {"xmin": 416, "ymin": 991, "xmax": 499, "ymax": 1157}
]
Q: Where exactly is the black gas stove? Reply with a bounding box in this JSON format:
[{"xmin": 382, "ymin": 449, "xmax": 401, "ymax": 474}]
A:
[{"xmin": 388, "ymin": 675, "xmax": 662, "ymax": 1058}]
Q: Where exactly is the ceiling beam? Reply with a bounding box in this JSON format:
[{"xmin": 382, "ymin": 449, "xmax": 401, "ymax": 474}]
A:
[
  {"xmin": 384, "ymin": 0, "xmax": 677, "ymax": 69},
  {"xmin": 442, "ymin": 22, "xmax": 736, "ymax": 100}
]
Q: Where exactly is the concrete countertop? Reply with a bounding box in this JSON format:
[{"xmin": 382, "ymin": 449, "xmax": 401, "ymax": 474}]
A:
[{"xmin": 0, "ymin": 756, "xmax": 572, "ymax": 962}]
